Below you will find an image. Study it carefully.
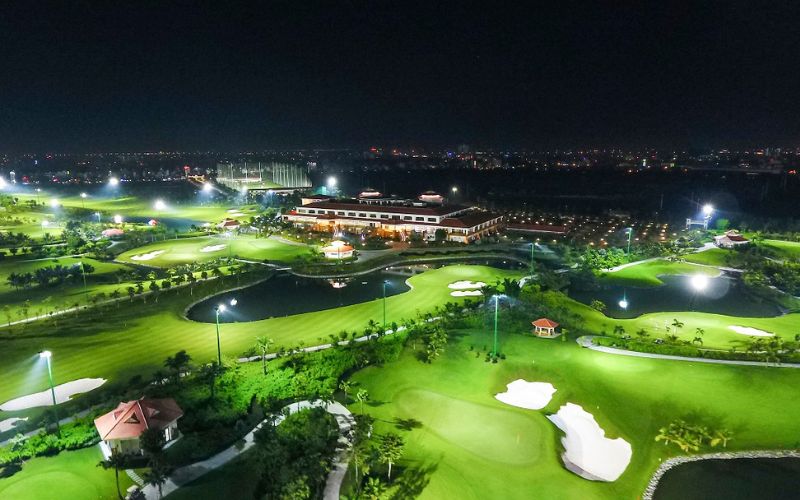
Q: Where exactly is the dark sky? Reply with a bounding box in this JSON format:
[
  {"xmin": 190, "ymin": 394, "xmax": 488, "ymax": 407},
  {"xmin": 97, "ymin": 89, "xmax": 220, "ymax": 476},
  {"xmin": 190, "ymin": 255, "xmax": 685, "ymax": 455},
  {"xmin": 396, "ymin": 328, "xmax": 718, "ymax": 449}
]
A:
[{"xmin": 1, "ymin": 1, "xmax": 799, "ymax": 152}]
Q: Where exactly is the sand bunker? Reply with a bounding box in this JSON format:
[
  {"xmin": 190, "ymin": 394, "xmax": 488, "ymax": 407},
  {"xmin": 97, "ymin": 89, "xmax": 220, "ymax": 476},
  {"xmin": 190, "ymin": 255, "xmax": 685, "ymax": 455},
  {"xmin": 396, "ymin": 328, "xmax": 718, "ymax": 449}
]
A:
[
  {"xmin": 200, "ymin": 244, "xmax": 227, "ymax": 253},
  {"xmin": 0, "ymin": 378, "xmax": 107, "ymax": 411},
  {"xmin": 448, "ymin": 280, "xmax": 486, "ymax": 290},
  {"xmin": 495, "ymin": 380, "xmax": 556, "ymax": 410},
  {"xmin": 547, "ymin": 403, "xmax": 632, "ymax": 482},
  {"xmin": 131, "ymin": 250, "xmax": 165, "ymax": 261},
  {"xmin": 728, "ymin": 325, "xmax": 773, "ymax": 337},
  {"xmin": 0, "ymin": 417, "xmax": 28, "ymax": 433},
  {"xmin": 450, "ymin": 290, "xmax": 483, "ymax": 297}
]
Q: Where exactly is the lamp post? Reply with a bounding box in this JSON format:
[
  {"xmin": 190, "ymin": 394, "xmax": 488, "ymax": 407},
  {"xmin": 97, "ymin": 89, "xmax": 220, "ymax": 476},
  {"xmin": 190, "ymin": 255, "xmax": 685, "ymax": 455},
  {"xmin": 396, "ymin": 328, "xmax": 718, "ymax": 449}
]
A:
[
  {"xmin": 39, "ymin": 350, "xmax": 59, "ymax": 434},
  {"xmin": 213, "ymin": 298, "xmax": 237, "ymax": 366},
  {"xmin": 492, "ymin": 295, "xmax": 501, "ymax": 357},
  {"xmin": 530, "ymin": 242, "xmax": 536, "ymax": 276},
  {"xmin": 80, "ymin": 192, "xmax": 87, "ymax": 208},
  {"xmin": 382, "ymin": 280, "xmax": 388, "ymax": 334},
  {"xmin": 626, "ymin": 228, "xmax": 633, "ymax": 256}
]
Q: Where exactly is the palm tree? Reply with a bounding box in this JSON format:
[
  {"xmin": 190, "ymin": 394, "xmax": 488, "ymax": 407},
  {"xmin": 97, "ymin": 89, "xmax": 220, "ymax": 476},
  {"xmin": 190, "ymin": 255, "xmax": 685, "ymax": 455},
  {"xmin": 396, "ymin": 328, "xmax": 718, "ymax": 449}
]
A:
[
  {"xmin": 671, "ymin": 319, "xmax": 685, "ymax": 336},
  {"xmin": 98, "ymin": 452, "xmax": 129, "ymax": 500},
  {"xmin": 142, "ymin": 460, "xmax": 169, "ymax": 499},
  {"xmin": 362, "ymin": 477, "xmax": 387, "ymax": 499},
  {"xmin": 378, "ymin": 432, "xmax": 405, "ymax": 481},
  {"xmin": 339, "ymin": 380, "xmax": 351, "ymax": 403},
  {"xmin": 255, "ymin": 336, "xmax": 273, "ymax": 375},
  {"xmin": 711, "ymin": 429, "xmax": 734, "ymax": 448},
  {"xmin": 356, "ymin": 389, "xmax": 369, "ymax": 415}
]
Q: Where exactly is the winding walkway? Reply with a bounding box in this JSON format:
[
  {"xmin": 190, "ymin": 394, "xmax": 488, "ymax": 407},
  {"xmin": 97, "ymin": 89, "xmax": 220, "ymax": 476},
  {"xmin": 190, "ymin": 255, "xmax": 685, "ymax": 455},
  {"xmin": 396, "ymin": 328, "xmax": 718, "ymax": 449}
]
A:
[
  {"xmin": 140, "ymin": 400, "xmax": 354, "ymax": 500},
  {"xmin": 577, "ymin": 336, "xmax": 800, "ymax": 369}
]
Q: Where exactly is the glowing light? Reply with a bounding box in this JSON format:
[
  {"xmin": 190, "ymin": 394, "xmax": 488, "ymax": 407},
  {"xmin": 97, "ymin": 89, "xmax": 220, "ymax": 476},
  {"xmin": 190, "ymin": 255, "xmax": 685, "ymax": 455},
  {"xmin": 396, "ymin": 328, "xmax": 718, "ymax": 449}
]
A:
[
  {"xmin": 39, "ymin": 350, "xmax": 52, "ymax": 359},
  {"xmin": 217, "ymin": 304, "xmax": 226, "ymax": 312},
  {"xmin": 230, "ymin": 298, "xmax": 238, "ymax": 306},
  {"xmin": 690, "ymin": 274, "xmax": 709, "ymax": 291},
  {"xmin": 41, "ymin": 220, "xmax": 49, "ymax": 227},
  {"xmin": 50, "ymin": 199, "xmax": 59, "ymax": 208},
  {"xmin": 202, "ymin": 182, "xmax": 213, "ymax": 193},
  {"xmin": 109, "ymin": 177, "xmax": 119, "ymax": 186},
  {"xmin": 327, "ymin": 176, "xmax": 337, "ymax": 187},
  {"xmin": 451, "ymin": 186, "xmax": 458, "ymax": 193},
  {"xmin": 113, "ymin": 214, "xmax": 123, "ymax": 224},
  {"xmin": 702, "ymin": 204, "xmax": 714, "ymax": 216},
  {"xmin": 80, "ymin": 192, "xmax": 87, "ymax": 199},
  {"xmin": 154, "ymin": 199, "xmax": 166, "ymax": 210},
  {"xmin": 0, "ymin": 177, "xmax": 6, "ymax": 188}
]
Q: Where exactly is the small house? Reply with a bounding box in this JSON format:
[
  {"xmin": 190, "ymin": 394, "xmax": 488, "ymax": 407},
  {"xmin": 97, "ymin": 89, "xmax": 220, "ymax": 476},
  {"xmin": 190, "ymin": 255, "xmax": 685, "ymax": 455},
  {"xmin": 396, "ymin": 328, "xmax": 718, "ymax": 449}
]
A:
[
  {"xmin": 94, "ymin": 397, "xmax": 183, "ymax": 456},
  {"xmin": 532, "ymin": 318, "xmax": 560, "ymax": 338},
  {"xmin": 714, "ymin": 230, "xmax": 749, "ymax": 249}
]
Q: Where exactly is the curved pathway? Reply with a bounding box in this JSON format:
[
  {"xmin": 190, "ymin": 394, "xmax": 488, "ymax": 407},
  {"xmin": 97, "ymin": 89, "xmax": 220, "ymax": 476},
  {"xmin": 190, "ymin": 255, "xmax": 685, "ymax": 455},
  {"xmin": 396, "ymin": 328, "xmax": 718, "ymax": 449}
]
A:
[
  {"xmin": 577, "ymin": 336, "xmax": 800, "ymax": 369},
  {"xmin": 140, "ymin": 400, "xmax": 354, "ymax": 499}
]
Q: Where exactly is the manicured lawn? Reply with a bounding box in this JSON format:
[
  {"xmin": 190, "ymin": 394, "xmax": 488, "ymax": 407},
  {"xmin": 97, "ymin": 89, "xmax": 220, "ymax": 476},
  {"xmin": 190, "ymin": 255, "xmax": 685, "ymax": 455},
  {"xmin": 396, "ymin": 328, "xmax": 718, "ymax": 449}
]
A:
[
  {"xmin": 683, "ymin": 248, "xmax": 733, "ymax": 267},
  {"xmin": 600, "ymin": 260, "xmax": 719, "ymax": 287},
  {"xmin": 762, "ymin": 239, "xmax": 800, "ymax": 260},
  {"xmin": 347, "ymin": 328, "xmax": 800, "ymax": 499},
  {"xmin": 0, "ymin": 265, "xmax": 522, "ymax": 408},
  {"xmin": 116, "ymin": 234, "xmax": 308, "ymax": 267},
  {"xmin": 0, "ymin": 445, "xmax": 132, "ymax": 499}
]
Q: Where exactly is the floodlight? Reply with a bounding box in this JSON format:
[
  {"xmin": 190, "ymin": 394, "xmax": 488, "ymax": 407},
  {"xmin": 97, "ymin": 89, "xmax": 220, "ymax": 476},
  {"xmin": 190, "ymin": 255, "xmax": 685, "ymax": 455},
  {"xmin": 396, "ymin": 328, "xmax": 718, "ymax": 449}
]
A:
[
  {"xmin": 327, "ymin": 176, "xmax": 337, "ymax": 187},
  {"xmin": 39, "ymin": 350, "xmax": 52, "ymax": 359},
  {"xmin": 702, "ymin": 204, "xmax": 713, "ymax": 216},
  {"xmin": 229, "ymin": 298, "xmax": 238, "ymax": 306},
  {"xmin": 202, "ymin": 182, "xmax": 213, "ymax": 193},
  {"xmin": 154, "ymin": 199, "xmax": 166, "ymax": 210},
  {"xmin": 690, "ymin": 274, "xmax": 709, "ymax": 291},
  {"xmin": 80, "ymin": 192, "xmax": 87, "ymax": 199},
  {"xmin": 618, "ymin": 299, "xmax": 629, "ymax": 309},
  {"xmin": 217, "ymin": 304, "xmax": 226, "ymax": 312},
  {"xmin": 50, "ymin": 198, "xmax": 59, "ymax": 208},
  {"xmin": 109, "ymin": 177, "xmax": 119, "ymax": 186}
]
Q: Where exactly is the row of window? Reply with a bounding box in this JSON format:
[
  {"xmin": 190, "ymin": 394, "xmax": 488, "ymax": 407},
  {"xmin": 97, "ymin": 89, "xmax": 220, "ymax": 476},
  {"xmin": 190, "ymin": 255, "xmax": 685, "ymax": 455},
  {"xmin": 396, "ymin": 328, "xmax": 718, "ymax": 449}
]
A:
[{"xmin": 299, "ymin": 208, "xmax": 438, "ymax": 223}]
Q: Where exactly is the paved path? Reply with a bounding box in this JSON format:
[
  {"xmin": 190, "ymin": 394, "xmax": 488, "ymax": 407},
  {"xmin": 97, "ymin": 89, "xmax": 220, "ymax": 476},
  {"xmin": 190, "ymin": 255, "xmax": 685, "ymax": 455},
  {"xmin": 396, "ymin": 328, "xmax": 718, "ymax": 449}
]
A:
[
  {"xmin": 140, "ymin": 400, "xmax": 354, "ymax": 500},
  {"xmin": 577, "ymin": 336, "xmax": 800, "ymax": 368}
]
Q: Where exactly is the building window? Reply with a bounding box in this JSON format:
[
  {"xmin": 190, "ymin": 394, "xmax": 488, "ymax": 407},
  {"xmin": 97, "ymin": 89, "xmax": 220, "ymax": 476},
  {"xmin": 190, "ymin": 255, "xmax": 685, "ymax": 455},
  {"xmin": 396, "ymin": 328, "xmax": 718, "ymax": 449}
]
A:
[
  {"xmin": 415, "ymin": 217, "xmax": 424, "ymax": 221},
  {"xmin": 403, "ymin": 216, "xmax": 412, "ymax": 221},
  {"xmin": 359, "ymin": 213, "xmax": 366, "ymax": 217},
  {"xmin": 337, "ymin": 211, "xmax": 345, "ymax": 216},
  {"xmin": 381, "ymin": 214, "xmax": 389, "ymax": 219},
  {"xmin": 427, "ymin": 217, "xmax": 436, "ymax": 222},
  {"xmin": 370, "ymin": 214, "xmax": 377, "ymax": 218},
  {"xmin": 347, "ymin": 212, "xmax": 355, "ymax": 216}
]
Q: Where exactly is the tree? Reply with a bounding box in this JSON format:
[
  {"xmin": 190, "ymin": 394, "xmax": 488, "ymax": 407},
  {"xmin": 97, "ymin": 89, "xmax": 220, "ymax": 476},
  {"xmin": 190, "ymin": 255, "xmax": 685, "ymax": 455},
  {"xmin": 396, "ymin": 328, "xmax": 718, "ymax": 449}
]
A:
[
  {"xmin": 149, "ymin": 281, "xmax": 160, "ymax": 302},
  {"xmin": 377, "ymin": 432, "xmax": 405, "ymax": 481},
  {"xmin": 339, "ymin": 380, "xmax": 351, "ymax": 403},
  {"xmin": 98, "ymin": 452, "xmax": 130, "ymax": 500},
  {"xmin": 142, "ymin": 459, "xmax": 169, "ymax": 499},
  {"xmin": 356, "ymin": 389, "xmax": 369, "ymax": 415},
  {"xmin": 164, "ymin": 350, "xmax": 192, "ymax": 383},
  {"xmin": 671, "ymin": 319, "xmax": 685, "ymax": 336},
  {"xmin": 590, "ymin": 299, "xmax": 607, "ymax": 313},
  {"xmin": 362, "ymin": 477, "xmax": 387, "ymax": 499},
  {"xmin": 255, "ymin": 336, "xmax": 274, "ymax": 376},
  {"xmin": 139, "ymin": 427, "xmax": 166, "ymax": 458}
]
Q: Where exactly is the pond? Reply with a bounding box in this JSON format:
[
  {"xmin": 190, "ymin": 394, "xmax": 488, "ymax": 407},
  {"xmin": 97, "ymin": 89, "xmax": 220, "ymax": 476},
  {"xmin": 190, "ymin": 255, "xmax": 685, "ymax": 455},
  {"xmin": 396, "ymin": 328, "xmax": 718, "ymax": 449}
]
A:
[
  {"xmin": 186, "ymin": 270, "xmax": 411, "ymax": 323},
  {"xmin": 653, "ymin": 458, "xmax": 800, "ymax": 500},
  {"xmin": 187, "ymin": 258, "xmax": 525, "ymax": 323},
  {"xmin": 568, "ymin": 274, "xmax": 781, "ymax": 318}
]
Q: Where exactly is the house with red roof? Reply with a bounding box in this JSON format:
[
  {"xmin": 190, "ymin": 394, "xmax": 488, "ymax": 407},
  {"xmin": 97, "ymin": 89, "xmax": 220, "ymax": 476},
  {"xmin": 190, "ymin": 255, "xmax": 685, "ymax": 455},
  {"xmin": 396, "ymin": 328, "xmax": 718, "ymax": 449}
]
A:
[
  {"xmin": 532, "ymin": 318, "xmax": 560, "ymax": 338},
  {"xmin": 714, "ymin": 230, "xmax": 749, "ymax": 249},
  {"xmin": 94, "ymin": 397, "xmax": 183, "ymax": 455}
]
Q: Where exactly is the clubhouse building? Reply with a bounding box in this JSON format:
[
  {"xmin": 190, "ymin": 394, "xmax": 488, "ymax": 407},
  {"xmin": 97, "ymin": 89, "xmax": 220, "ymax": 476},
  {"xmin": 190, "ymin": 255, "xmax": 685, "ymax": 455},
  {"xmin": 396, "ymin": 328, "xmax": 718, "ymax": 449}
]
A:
[{"xmin": 283, "ymin": 195, "xmax": 503, "ymax": 243}]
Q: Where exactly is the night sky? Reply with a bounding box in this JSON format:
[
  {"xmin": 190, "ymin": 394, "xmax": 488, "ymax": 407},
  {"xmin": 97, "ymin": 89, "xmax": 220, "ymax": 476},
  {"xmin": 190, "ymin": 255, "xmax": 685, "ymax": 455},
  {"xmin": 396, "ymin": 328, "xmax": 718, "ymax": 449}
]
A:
[{"xmin": 1, "ymin": 1, "xmax": 799, "ymax": 152}]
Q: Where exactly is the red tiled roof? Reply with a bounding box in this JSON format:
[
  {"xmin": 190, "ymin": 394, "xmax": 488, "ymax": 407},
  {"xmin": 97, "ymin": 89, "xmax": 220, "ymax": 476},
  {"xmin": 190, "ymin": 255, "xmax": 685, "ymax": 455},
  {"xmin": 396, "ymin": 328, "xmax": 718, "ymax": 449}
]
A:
[
  {"xmin": 94, "ymin": 398, "xmax": 183, "ymax": 441},
  {"xmin": 439, "ymin": 212, "xmax": 503, "ymax": 228},
  {"xmin": 726, "ymin": 234, "xmax": 748, "ymax": 242},
  {"xmin": 532, "ymin": 318, "xmax": 559, "ymax": 328}
]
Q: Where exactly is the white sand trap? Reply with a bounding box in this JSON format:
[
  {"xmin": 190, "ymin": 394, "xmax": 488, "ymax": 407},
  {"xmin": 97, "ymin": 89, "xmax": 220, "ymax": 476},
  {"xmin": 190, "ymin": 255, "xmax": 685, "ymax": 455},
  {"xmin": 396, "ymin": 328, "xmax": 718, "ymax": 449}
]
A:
[
  {"xmin": 200, "ymin": 244, "xmax": 227, "ymax": 253},
  {"xmin": 0, "ymin": 417, "xmax": 28, "ymax": 433},
  {"xmin": 450, "ymin": 290, "xmax": 483, "ymax": 297},
  {"xmin": 131, "ymin": 250, "xmax": 165, "ymax": 261},
  {"xmin": 0, "ymin": 378, "xmax": 106, "ymax": 411},
  {"xmin": 448, "ymin": 280, "xmax": 486, "ymax": 290},
  {"xmin": 728, "ymin": 325, "xmax": 773, "ymax": 337},
  {"xmin": 495, "ymin": 379, "xmax": 556, "ymax": 410},
  {"xmin": 547, "ymin": 403, "xmax": 632, "ymax": 482}
]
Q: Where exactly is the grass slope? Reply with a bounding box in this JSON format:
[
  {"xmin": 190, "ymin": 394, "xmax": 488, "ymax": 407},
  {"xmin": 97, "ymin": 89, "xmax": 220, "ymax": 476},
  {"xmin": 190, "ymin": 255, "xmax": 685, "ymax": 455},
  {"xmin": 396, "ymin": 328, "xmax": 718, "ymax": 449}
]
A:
[
  {"xmin": 600, "ymin": 260, "xmax": 719, "ymax": 287},
  {"xmin": 348, "ymin": 328, "xmax": 800, "ymax": 499}
]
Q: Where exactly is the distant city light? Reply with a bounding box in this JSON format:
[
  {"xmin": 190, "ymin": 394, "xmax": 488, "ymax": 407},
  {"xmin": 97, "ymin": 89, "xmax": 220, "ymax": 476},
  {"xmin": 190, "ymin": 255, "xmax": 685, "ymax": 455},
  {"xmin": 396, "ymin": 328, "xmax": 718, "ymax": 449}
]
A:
[
  {"xmin": 154, "ymin": 199, "xmax": 166, "ymax": 210},
  {"xmin": 109, "ymin": 177, "xmax": 119, "ymax": 186}
]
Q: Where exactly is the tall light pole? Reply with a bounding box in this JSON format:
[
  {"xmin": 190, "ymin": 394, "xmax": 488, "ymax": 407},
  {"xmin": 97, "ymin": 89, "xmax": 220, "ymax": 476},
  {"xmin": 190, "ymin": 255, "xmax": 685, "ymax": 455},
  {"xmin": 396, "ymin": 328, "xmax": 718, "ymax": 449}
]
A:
[
  {"xmin": 213, "ymin": 299, "xmax": 237, "ymax": 365},
  {"xmin": 80, "ymin": 192, "xmax": 87, "ymax": 208},
  {"xmin": 39, "ymin": 350, "xmax": 59, "ymax": 434},
  {"xmin": 382, "ymin": 280, "xmax": 388, "ymax": 334},
  {"xmin": 530, "ymin": 242, "xmax": 536, "ymax": 276},
  {"xmin": 626, "ymin": 228, "xmax": 633, "ymax": 256},
  {"xmin": 492, "ymin": 295, "xmax": 502, "ymax": 357}
]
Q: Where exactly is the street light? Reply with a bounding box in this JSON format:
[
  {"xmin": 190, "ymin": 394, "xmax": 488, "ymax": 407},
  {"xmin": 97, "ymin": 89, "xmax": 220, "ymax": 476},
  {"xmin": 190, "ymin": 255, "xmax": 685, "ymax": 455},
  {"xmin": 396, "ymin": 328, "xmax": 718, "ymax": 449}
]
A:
[
  {"xmin": 451, "ymin": 186, "xmax": 458, "ymax": 193},
  {"xmin": 108, "ymin": 176, "xmax": 119, "ymax": 187},
  {"xmin": 202, "ymin": 182, "xmax": 213, "ymax": 193},
  {"xmin": 625, "ymin": 227, "xmax": 633, "ymax": 255},
  {"xmin": 113, "ymin": 214, "xmax": 123, "ymax": 224},
  {"xmin": 213, "ymin": 299, "xmax": 237, "ymax": 365},
  {"xmin": 702, "ymin": 204, "xmax": 714, "ymax": 217},
  {"xmin": 154, "ymin": 199, "xmax": 166, "ymax": 210},
  {"xmin": 80, "ymin": 192, "xmax": 87, "ymax": 208},
  {"xmin": 529, "ymin": 242, "xmax": 536, "ymax": 276},
  {"xmin": 39, "ymin": 350, "xmax": 59, "ymax": 433},
  {"xmin": 691, "ymin": 274, "xmax": 709, "ymax": 292},
  {"xmin": 50, "ymin": 198, "xmax": 59, "ymax": 208}
]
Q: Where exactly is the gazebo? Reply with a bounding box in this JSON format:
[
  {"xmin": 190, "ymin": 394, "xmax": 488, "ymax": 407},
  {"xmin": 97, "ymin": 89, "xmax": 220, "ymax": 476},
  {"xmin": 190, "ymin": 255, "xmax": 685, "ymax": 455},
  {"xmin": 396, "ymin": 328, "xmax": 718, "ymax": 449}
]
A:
[
  {"xmin": 532, "ymin": 318, "xmax": 560, "ymax": 338},
  {"xmin": 322, "ymin": 240, "xmax": 354, "ymax": 259}
]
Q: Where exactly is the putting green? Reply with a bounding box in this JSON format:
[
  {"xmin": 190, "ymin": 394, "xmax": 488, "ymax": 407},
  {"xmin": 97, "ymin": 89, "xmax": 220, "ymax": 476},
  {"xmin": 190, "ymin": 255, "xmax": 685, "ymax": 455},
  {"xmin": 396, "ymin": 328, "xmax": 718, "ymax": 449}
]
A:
[
  {"xmin": 600, "ymin": 260, "xmax": 719, "ymax": 287},
  {"xmin": 0, "ymin": 445, "xmax": 132, "ymax": 499},
  {"xmin": 116, "ymin": 235, "xmax": 307, "ymax": 266}
]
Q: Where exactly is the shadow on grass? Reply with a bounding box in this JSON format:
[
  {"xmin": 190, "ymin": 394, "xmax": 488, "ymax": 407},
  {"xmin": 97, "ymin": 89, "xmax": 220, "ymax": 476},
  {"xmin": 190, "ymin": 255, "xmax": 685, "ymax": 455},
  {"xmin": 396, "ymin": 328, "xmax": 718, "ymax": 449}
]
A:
[
  {"xmin": 389, "ymin": 463, "xmax": 438, "ymax": 499},
  {"xmin": 393, "ymin": 417, "xmax": 423, "ymax": 431}
]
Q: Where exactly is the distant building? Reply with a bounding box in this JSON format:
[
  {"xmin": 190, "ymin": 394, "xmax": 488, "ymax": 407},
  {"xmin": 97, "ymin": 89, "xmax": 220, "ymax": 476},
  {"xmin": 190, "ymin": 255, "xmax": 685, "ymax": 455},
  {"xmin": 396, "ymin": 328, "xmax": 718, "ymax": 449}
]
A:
[
  {"xmin": 532, "ymin": 318, "xmax": 560, "ymax": 338},
  {"xmin": 714, "ymin": 230, "xmax": 749, "ymax": 248},
  {"xmin": 217, "ymin": 218, "xmax": 240, "ymax": 230},
  {"xmin": 321, "ymin": 240, "xmax": 355, "ymax": 259},
  {"xmin": 283, "ymin": 195, "xmax": 502, "ymax": 243},
  {"xmin": 94, "ymin": 397, "xmax": 183, "ymax": 456},
  {"xmin": 418, "ymin": 191, "xmax": 445, "ymax": 204}
]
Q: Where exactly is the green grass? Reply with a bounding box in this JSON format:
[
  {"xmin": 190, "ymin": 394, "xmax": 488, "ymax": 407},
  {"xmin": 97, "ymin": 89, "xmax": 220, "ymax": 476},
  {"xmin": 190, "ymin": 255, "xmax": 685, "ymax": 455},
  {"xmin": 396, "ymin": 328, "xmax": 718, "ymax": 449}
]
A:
[
  {"xmin": 762, "ymin": 239, "xmax": 800, "ymax": 260},
  {"xmin": 116, "ymin": 234, "xmax": 308, "ymax": 267},
  {"xmin": 0, "ymin": 445, "xmax": 132, "ymax": 499},
  {"xmin": 683, "ymin": 248, "xmax": 733, "ymax": 267},
  {"xmin": 0, "ymin": 265, "xmax": 521, "ymax": 409},
  {"xmin": 347, "ymin": 328, "xmax": 800, "ymax": 499},
  {"xmin": 600, "ymin": 260, "xmax": 719, "ymax": 287},
  {"xmin": 165, "ymin": 451, "xmax": 259, "ymax": 500}
]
